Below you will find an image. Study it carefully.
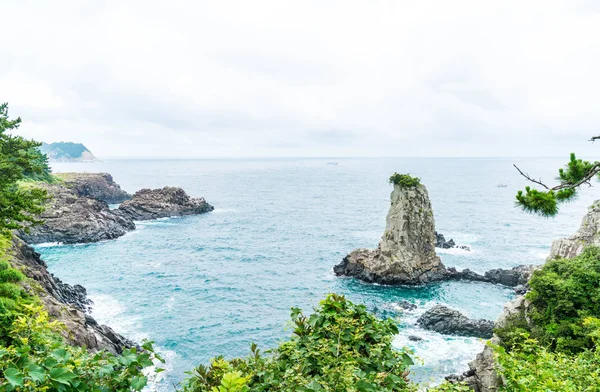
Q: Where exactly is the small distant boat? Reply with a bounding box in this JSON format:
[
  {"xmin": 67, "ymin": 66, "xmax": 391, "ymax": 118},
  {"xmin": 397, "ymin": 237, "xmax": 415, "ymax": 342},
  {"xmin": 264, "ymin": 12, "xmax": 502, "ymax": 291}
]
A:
[
  {"xmin": 326, "ymin": 162, "xmax": 338, "ymax": 165},
  {"xmin": 497, "ymin": 184, "xmax": 508, "ymax": 188}
]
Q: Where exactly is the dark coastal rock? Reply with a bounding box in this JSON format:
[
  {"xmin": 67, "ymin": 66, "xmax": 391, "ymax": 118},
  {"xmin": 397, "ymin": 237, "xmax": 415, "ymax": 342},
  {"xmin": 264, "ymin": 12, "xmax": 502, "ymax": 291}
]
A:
[
  {"xmin": 334, "ymin": 183, "xmax": 446, "ymax": 285},
  {"xmin": 408, "ymin": 335, "xmax": 424, "ymax": 342},
  {"xmin": 9, "ymin": 237, "xmax": 134, "ymax": 354},
  {"xmin": 435, "ymin": 232, "xmax": 456, "ymax": 249},
  {"xmin": 57, "ymin": 172, "xmax": 131, "ymax": 204},
  {"xmin": 446, "ymin": 342, "xmax": 501, "ymax": 392},
  {"xmin": 396, "ymin": 300, "xmax": 417, "ymax": 311},
  {"xmin": 445, "ymin": 265, "xmax": 537, "ymax": 292},
  {"xmin": 117, "ymin": 186, "xmax": 214, "ymax": 221},
  {"xmin": 417, "ymin": 305, "xmax": 494, "ymax": 339},
  {"xmin": 19, "ymin": 183, "xmax": 135, "ymax": 244},
  {"xmin": 435, "ymin": 231, "xmax": 471, "ymax": 251}
]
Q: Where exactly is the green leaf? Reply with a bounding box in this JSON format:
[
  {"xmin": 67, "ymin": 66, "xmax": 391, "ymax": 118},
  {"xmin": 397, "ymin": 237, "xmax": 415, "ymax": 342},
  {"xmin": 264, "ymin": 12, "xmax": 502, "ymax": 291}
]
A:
[
  {"xmin": 4, "ymin": 368, "xmax": 24, "ymax": 387},
  {"xmin": 49, "ymin": 367, "xmax": 77, "ymax": 385},
  {"xmin": 26, "ymin": 363, "xmax": 46, "ymax": 383},
  {"xmin": 130, "ymin": 376, "xmax": 148, "ymax": 390},
  {"xmin": 401, "ymin": 352, "xmax": 414, "ymax": 366}
]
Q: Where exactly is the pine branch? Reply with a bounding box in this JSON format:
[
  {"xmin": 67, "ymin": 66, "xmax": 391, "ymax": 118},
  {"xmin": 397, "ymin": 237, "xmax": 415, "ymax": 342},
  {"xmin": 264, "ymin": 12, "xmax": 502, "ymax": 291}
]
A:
[
  {"xmin": 513, "ymin": 164, "xmax": 550, "ymax": 189},
  {"xmin": 590, "ymin": 136, "xmax": 600, "ymax": 142},
  {"xmin": 514, "ymin": 162, "xmax": 600, "ymax": 191}
]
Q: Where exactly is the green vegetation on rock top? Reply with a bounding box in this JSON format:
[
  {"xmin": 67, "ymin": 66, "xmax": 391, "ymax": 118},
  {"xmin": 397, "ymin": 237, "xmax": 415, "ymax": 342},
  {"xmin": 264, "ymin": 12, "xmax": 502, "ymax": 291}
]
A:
[{"xmin": 389, "ymin": 173, "xmax": 421, "ymax": 188}]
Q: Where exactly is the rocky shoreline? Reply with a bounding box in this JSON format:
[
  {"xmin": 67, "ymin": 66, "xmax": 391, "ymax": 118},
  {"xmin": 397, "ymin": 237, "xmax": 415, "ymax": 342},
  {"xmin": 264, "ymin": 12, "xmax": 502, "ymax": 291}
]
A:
[
  {"xmin": 20, "ymin": 174, "xmax": 213, "ymax": 245},
  {"xmin": 12, "ymin": 172, "xmax": 214, "ymax": 355}
]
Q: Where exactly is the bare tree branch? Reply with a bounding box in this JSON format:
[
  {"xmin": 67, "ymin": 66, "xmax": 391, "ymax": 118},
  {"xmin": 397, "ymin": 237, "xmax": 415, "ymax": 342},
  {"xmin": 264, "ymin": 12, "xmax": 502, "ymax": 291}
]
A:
[
  {"xmin": 590, "ymin": 136, "xmax": 600, "ymax": 142},
  {"xmin": 514, "ymin": 162, "xmax": 600, "ymax": 191},
  {"xmin": 513, "ymin": 164, "xmax": 550, "ymax": 189}
]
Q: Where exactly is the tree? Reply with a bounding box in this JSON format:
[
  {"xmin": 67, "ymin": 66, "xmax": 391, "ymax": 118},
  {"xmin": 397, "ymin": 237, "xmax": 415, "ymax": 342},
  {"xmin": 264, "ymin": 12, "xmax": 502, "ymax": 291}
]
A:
[
  {"xmin": 514, "ymin": 137, "xmax": 600, "ymax": 217},
  {"xmin": 0, "ymin": 102, "xmax": 49, "ymax": 236}
]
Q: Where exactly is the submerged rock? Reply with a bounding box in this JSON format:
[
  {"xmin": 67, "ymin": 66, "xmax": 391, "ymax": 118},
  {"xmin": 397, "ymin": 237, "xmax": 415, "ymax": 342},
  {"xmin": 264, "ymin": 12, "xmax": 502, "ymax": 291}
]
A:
[
  {"xmin": 9, "ymin": 237, "xmax": 134, "ymax": 354},
  {"xmin": 417, "ymin": 305, "xmax": 494, "ymax": 339},
  {"xmin": 334, "ymin": 182, "xmax": 446, "ymax": 285},
  {"xmin": 549, "ymin": 199, "xmax": 600, "ymax": 259},
  {"xmin": 117, "ymin": 186, "xmax": 214, "ymax": 221},
  {"xmin": 19, "ymin": 183, "xmax": 136, "ymax": 244},
  {"xmin": 57, "ymin": 172, "xmax": 131, "ymax": 204}
]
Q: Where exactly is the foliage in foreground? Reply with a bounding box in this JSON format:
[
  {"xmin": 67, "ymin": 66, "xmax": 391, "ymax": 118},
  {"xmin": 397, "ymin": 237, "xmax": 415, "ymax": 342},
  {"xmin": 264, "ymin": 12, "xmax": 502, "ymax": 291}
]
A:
[
  {"xmin": 0, "ymin": 103, "xmax": 51, "ymax": 236},
  {"xmin": 0, "ymin": 234, "xmax": 162, "ymax": 390},
  {"xmin": 389, "ymin": 173, "xmax": 421, "ymax": 188},
  {"xmin": 525, "ymin": 246, "xmax": 600, "ymax": 353},
  {"xmin": 495, "ymin": 331, "xmax": 600, "ymax": 392},
  {"xmin": 493, "ymin": 246, "xmax": 600, "ymax": 391},
  {"xmin": 181, "ymin": 294, "xmax": 417, "ymax": 392},
  {"xmin": 515, "ymin": 153, "xmax": 599, "ymax": 217}
]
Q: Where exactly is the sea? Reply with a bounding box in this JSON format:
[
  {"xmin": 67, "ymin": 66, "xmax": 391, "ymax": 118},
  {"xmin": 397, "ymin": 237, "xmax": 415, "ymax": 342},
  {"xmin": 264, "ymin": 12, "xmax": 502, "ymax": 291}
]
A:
[{"xmin": 35, "ymin": 157, "xmax": 598, "ymax": 390}]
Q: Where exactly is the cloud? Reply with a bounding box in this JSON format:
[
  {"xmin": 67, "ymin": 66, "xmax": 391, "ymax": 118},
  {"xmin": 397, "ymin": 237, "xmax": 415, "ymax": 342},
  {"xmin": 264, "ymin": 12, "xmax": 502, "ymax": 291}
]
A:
[{"xmin": 1, "ymin": 0, "xmax": 599, "ymax": 157}]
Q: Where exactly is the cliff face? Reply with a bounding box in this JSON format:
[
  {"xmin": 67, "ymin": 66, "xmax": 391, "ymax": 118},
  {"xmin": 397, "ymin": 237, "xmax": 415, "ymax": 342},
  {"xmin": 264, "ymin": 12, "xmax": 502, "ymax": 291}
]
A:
[
  {"xmin": 56, "ymin": 172, "xmax": 131, "ymax": 204},
  {"xmin": 334, "ymin": 183, "xmax": 446, "ymax": 284},
  {"xmin": 19, "ymin": 183, "xmax": 135, "ymax": 244},
  {"xmin": 548, "ymin": 199, "xmax": 600, "ymax": 260},
  {"xmin": 9, "ymin": 236, "xmax": 133, "ymax": 354}
]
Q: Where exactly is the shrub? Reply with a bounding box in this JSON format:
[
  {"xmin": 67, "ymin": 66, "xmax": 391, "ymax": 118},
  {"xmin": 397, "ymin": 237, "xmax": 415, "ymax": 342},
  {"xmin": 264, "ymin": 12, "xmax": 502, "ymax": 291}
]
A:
[
  {"xmin": 525, "ymin": 246, "xmax": 600, "ymax": 353},
  {"xmin": 181, "ymin": 294, "xmax": 416, "ymax": 392},
  {"xmin": 495, "ymin": 333, "xmax": 600, "ymax": 391},
  {"xmin": 0, "ymin": 269, "xmax": 25, "ymax": 284},
  {"xmin": 389, "ymin": 173, "xmax": 421, "ymax": 188},
  {"xmin": 0, "ymin": 303, "xmax": 164, "ymax": 391}
]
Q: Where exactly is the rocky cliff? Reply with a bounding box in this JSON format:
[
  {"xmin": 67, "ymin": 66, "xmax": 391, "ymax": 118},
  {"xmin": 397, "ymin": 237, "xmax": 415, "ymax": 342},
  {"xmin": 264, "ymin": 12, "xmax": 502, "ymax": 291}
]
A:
[
  {"xmin": 56, "ymin": 172, "xmax": 131, "ymax": 204},
  {"xmin": 334, "ymin": 183, "xmax": 446, "ymax": 284},
  {"xmin": 19, "ymin": 183, "xmax": 136, "ymax": 244},
  {"xmin": 548, "ymin": 199, "xmax": 600, "ymax": 259},
  {"xmin": 117, "ymin": 186, "xmax": 214, "ymax": 221},
  {"xmin": 9, "ymin": 236, "xmax": 133, "ymax": 354}
]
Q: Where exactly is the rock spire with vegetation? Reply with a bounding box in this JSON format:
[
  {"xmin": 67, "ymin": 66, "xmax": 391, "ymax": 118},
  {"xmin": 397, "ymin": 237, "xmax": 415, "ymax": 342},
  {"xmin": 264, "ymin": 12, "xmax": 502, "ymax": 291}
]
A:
[{"xmin": 334, "ymin": 173, "xmax": 447, "ymax": 285}]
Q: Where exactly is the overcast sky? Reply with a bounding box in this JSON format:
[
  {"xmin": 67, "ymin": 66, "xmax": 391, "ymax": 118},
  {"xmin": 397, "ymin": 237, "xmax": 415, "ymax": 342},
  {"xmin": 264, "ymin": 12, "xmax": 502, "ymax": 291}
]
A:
[{"xmin": 2, "ymin": 0, "xmax": 600, "ymax": 158}]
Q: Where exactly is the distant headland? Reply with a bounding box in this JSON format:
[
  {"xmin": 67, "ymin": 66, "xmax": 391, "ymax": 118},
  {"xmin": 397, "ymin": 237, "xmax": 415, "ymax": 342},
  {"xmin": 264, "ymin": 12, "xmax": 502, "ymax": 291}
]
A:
[{"xmin": 40, "ymin": 141, "xmax": 99, "ymax": 162}]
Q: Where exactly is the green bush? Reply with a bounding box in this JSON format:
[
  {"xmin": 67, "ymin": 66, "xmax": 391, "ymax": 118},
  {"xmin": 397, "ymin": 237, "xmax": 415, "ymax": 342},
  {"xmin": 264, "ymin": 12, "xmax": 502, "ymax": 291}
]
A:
[
  {"xmin": 181, "ymin": 294, "xmax": 416, "ymax": 392},
  {"xmin": 0, "ymin": 303, "xmax": 164, "ymax": 391},
  {"xmin": 389, "ymin": 173, "xmax": 421, "ymax": 188},
  {"xmin": 525, "ymin": 246, "xmax": 600, "ymax": 353},
  {"xmin": 495, "ymin": 332, "xmax": 600, "ymax": 391},
  {"xmin": 0, "ymin": 269, "xmax": 25, "ymax": 284}
]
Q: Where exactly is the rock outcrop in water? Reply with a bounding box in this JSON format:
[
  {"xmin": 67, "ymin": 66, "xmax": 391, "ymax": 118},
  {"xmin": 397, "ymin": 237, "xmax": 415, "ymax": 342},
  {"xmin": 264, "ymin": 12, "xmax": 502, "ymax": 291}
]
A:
[
  {"xmin": 548, "ymin": 199, "xmax": 600, "ymax": 260},
  {"xmin": 9, "ymin": 236, "xmax": 134, "ymax": 354},
  {"xmin": 56, "ymin": 172, "xmax": 131, "ymax": 204},
  {"xmin": 334, "ymin": 182, "xmax": 446, "ymax": 285},
  {"xmin": 117, "ymin": 186, "xmax": 214, "ymax": 221},
  {"xmin": 417, "ymin": 305, "xmax": 495, "ymax": 339},
  {"xmin": 19, "ymin": 175, "xmax": 215, "ymax": 245},
  {"xmin": 19, "ymin": 183, "xmax": 136, "ymax": 244},
  {"xmin": 435, "ymin": 231, "xmax": 471, "ymax": 251}
]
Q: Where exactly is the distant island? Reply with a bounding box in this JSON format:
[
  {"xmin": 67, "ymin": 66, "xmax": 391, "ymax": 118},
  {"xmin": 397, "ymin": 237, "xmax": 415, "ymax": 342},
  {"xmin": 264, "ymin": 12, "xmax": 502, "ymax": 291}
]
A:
[{"xmin": 40, "ymin": 141, "xmax": 99, "ymax": 162}]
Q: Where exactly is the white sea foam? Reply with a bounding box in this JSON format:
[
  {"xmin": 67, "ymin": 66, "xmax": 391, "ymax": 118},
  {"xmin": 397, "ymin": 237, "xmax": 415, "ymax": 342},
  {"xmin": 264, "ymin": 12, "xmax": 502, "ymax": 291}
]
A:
[
  {"xmin": 529, "ymin": 249, "xmax": 549, "ymax": 260},
  {"xmin": 88, "ymin": 294, "xmax": 176, "ymax": 391},
  {"xmin": 35, "ymin": 242, "xmax": 63, "ymax": 248},
  {"xmin": 391, "ymin": 300, "xmax": 484, "ymax": 385},
  {"xmin": 437, "ymin": 247, "xmax": 476, "ymax": 256}
]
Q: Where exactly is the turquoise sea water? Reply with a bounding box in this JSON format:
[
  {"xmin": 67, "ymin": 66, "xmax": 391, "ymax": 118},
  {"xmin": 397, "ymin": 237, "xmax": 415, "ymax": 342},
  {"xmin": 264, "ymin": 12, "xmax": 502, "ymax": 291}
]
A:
[{"xmin": 36, "ymin": 158, "xmax": 598, "ymax": 390}]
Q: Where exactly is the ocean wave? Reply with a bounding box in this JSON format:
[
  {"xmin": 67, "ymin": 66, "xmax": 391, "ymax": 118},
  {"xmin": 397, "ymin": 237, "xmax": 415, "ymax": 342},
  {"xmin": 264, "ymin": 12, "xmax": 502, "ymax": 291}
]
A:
[
  {"xmin": 437, "ymin": 247, "xmax": 476, "ymax": 256},
  {"xmin": 88, "ymin": 294, "xmax": 176, "ymax": 391},
  {"xmin": 35, "ymin": 242, "xmax": 64, "ymax": 248},
  {"xmin": 528, "ymin": 249, "xmax": 549, "ymax": 259}
]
